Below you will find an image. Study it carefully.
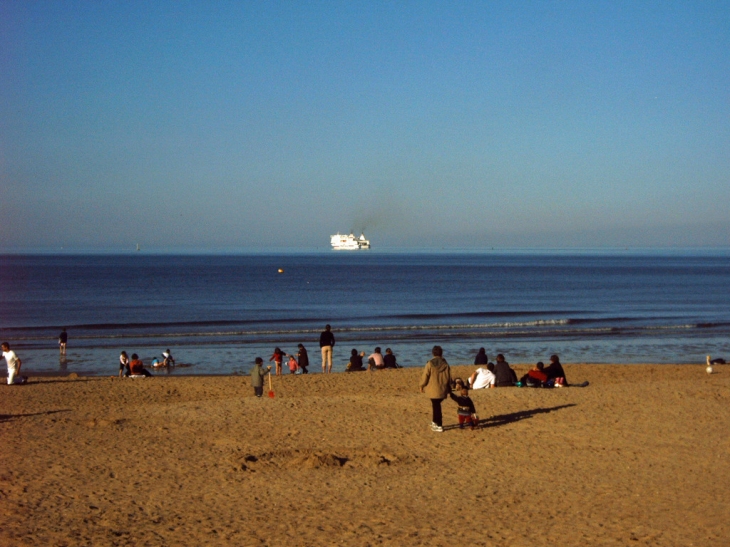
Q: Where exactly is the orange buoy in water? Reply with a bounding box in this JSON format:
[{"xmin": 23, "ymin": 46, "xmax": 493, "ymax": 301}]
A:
[{"xmin": 278, "ymin": 268, "xmax": 284, "ymax": 273}]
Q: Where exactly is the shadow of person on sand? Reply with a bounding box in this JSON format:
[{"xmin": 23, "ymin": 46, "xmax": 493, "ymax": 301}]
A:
[
  {"xmin": 21, "ymin": 378, "xmax": 97, "ymax": 385},
  {"xmin": 0, "ymin": 409, "xmax": 71, "ymax": 423},
  {"xmin": 443, "ymin": 403, "xmax": 577, "ymax": 431}
]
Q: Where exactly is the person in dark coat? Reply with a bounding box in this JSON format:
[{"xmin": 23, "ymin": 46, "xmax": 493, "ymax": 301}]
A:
[
  {"xmin": 297, "ymin": 344, "xmax": 309, "ymax": 374},
  {"xmin": 383, "ymin": 348, "xmax": 399, "ymax": 369},
  {"xmin": 347, "ymin": 349, "xmax": 365, "ymax": 372},
  {"xmin": 493, "ymin": 354, "xmax": 517, "ymax": 387},
  {"xmin": 544, "ymin": 354, "xmax": 567, "ymax": 385},
  {"xmin": 474, "ymin": 348, "xmax": 488, "ymax": 365}
]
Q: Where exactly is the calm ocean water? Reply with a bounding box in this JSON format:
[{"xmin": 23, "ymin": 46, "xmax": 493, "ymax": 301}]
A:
[{"xmin": 1, "ymin": 251, "xmax": 729, "ymax": 376}]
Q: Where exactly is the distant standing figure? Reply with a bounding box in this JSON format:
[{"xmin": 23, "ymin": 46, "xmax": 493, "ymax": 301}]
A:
[
  {"xmin": 162, "ymin": 349, "xmax": 175, "ymax": 367},
  {"xmin": 119, "ymin": 351, "xmax": 130, "ymax": 378},
  {"xmin": 59, "ymin": 328, "xmax": 68, "ymax": 355},
  {"xmin": 2, "ymin": 342, "xmax": 27, "ymax": 385},
  {"xmin": 493, "ymin": 354, "xmax": 517, "ymax": 387},
  {"xmin": 383, "ymin": 348, "xmax": 399, "ymax": 369},
  {"xmin": 297, "ymin": 344, "xmax": 309, "ymax": 374},
  {"xmin": 320, "ymin": 324, "xmax": 335, "ymax": 374},
  {"xmin": 419, "ymin": 346, "xmax": 452, "ymax": 432},
  {"xmin": 251, "ymin": 357, "xmax": 271, "ymax": 397},
  {"xmin": 270, "ymin": 347, "xmax": 285, "ymax": 376},
  {"xmin": 368, "ymin": 347, "xmax": 385, "ymax": 371},
  {"xmin": 128, "ymin": 353, "xmax": 153, "ymax": 377},
  {"xmin": 474, "ymin": 348, "xmax": 488, "ymax": 365}
]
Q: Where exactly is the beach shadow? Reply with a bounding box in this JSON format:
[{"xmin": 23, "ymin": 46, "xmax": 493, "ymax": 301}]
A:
[
  {"xmin": 21, "ymin": 379, "xmax": 95, "ymax": 385},
  {"xmin": 0, "ymin": 409, "xmax": 71, "ymax": 423},
  {"xmin": 477, "ymin": 403, "xmax": 577, "ymax": 429},
  {"xmin": 441, "ymin": 404, "xmax": 578, "ymax": 431}
]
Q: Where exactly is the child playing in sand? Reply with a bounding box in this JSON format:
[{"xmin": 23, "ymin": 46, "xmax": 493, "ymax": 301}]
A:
[
  {"xmin": 449, "ymin": 386, "xmax": 479, "ymax": 430},
  {"xmin": 286, "ymin": 354, "xmax": 299, "ymax": 374},
  {"xmin": 251, "ymin": 357, "xmax": 272, "ymax": 397},
  {"xmin": 270, "ymin": 347, "xmax": 285, "ymax": 376}
]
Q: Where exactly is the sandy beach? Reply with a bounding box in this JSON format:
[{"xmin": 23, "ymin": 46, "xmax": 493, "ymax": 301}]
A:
[{"xmin": 1, "ymin": 363, "xmax": 729, "ymax": 546}]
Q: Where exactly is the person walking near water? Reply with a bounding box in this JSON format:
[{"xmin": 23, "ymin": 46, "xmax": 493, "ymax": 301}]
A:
[
  {"xmin": 319, "ymin": 324, "xmax": 335, "ymax": 374},
  {"xmin": 2, "ymin": 342, "xmax": 27, "ymax": 385},
  {"xmin": 59, "ymin": 328, "xmax": 68, "ymax": 355},
  {"xmin": 419, "ymin": 346, "xmax": 452, "ymax": 432}
]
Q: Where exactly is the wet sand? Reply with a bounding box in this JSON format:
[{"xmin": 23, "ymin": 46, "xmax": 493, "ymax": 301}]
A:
[{"xmin": 1, "ymin": 364, "xmax": 729, "ymax": 546}]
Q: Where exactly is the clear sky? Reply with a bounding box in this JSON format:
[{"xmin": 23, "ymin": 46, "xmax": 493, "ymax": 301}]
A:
[{"xmin": 1, "ymin": 1, "xmax": 728, "ymax": 251}]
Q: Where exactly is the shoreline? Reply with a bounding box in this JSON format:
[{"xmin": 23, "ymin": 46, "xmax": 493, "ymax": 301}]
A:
[{"xmin": 17, "ymin": 360, "xmax": 719, "ymax": 379}]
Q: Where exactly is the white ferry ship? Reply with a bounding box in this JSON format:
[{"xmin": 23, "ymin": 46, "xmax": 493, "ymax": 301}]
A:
[{"xmin": 330, "ymin": 232, "xmax": 371, "ymax": 250}]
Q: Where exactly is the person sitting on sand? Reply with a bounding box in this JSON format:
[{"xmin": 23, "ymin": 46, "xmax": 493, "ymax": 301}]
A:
[
  {"xmin": 368, "ymin": 347, "xmax": 385, "ymax": 371},
  {"xmin": 129, "ymin": 354, "xmax": 153, "ymax": 377},
  {"xmin": 493, "ymin": 354, "xmax": 517, "ymax": 387},
  {"xmin": 419, "ymin": 345, "xmax": 452, "ymax": 433},
  {"xmin": 544, "ymin": 354, "xmax": 567, "ymax": 386},
  {"xmin": 520, "ymin": 361, "xmax": 549, "ymax": 387},
  {"xmin": 383, "ymin": 348, "xmax": 399, "ymax": 369},
  {"xmin": 474, "ymin": 347, "xmax": 488, "ymax": 365},
  {"xmin": 297, "ymin": 344, "xmax": 309, "ymax": 374},
  {"xmin": 469, "ymin": 362, "xmax": 496, "ymax": 389},
  {"xmin": 2, "ymin": 342, "xmax": 27, "ymax": 385},
  {"xmin": 449, "ymin": 386, "xmax": 478, "ymax": 430},
  {"xmin": 162, "ymin": 349, "xmax": 175, "ymax": 367},
  {"xmin": 346, "ymin": 349, "xmax": 365, "ymax": 372},
  {"xmin": 270, "ymin": 347, "xmax": 285, "ymax": 376}
]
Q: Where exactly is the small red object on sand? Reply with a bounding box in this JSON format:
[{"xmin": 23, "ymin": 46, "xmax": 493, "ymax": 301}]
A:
[{"xmin": 268, "ymin": 372, "xmax": 275, "ymax": 398}]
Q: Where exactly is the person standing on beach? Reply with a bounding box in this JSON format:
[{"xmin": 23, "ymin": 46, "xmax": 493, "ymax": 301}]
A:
[
  {"xmin": 296, "ymin": 344, "xmax": 309, "ymax": 374},
  {"xmin": 59, "ymin": 328, "xmax": 67, "ymax": 355},
  {"xmin": 319, "ymin": 324, "xmax": 335, "ymax": 374},
  {"xmin": 119, "ymin": 351, "xmax": 130, "ymax": 378},
  {"xmin": 2, "ymin": 342, "xmax": 27, "ymax": 385},
  {"xmin": 419, "ymin": 346, "xmax": 452, "ymax": 432},
  {"xmin": 251, "ymin": 357, "xmax": 271, "ymax": 397},
  {"xmin": 269, "ymin": 347, "xmax": 285, "ymax": 376}
]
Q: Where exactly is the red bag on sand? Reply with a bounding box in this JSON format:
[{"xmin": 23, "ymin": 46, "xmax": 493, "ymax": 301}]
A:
[{"xmin": 288, "ymin": 357, "xmax": 298, "ymax": 373}]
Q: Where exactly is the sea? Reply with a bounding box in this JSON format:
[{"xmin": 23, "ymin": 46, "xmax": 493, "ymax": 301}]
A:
[{"xmin": 1, "ymin": 250, "xmax": 729, "ymax": 377}]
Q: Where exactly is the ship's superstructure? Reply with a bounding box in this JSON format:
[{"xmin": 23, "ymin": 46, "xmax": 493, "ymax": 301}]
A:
[{"xmin": 330, "ymin": 232, "xmax": 371, "ymax": 250}]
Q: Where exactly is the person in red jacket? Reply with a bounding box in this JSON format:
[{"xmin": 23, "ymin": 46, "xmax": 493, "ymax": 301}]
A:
[
  {"xmin": 270, "ymin": 347, "xmax": 285, "ymax": 376},
  {"xmin": 129, "ymin": 354, "xmax": 152, "ymax": 377}
]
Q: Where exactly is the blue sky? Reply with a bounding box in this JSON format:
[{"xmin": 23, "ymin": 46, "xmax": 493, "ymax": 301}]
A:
[{"xmin": 1, "ymin": 1, "xmax": 728, "ymax": 251}]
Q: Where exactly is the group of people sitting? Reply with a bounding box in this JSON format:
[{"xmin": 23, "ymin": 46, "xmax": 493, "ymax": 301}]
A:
[
  {"xmin": 118, "ymin": 349, "xmax": 175, "ymax": 377},
  {"xmin": 459, "ymin": 350, "xmax": 569, "ymax": 389},
  {"xmin": 346, "ymin": 347, "xmax": 400, "ymax": 371}
]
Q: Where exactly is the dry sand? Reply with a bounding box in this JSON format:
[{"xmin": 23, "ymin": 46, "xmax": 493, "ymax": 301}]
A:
[{"xmin": 1, "ymin": 364, "xmax": 729, "ymax": 546}]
